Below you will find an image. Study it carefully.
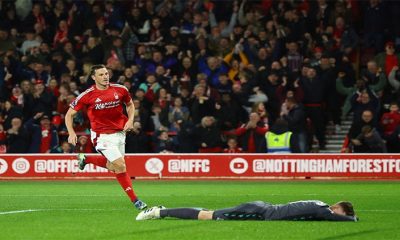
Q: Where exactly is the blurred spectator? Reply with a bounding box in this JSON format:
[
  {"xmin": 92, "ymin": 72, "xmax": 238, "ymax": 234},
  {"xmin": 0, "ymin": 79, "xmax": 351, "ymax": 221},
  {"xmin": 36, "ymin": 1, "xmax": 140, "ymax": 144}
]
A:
[
  {"xmin": 351, "ymin": 90, "xmax": 380, "ymax": 123},
  {"xmin": 388, "ymin": 66, "xmax": 400, "ymax": 103},
  {"xmin": 82, "ymin": 37, "xmax": 104, "ymax": 64},
  {"xmin": 0, "ymin": 123, "xmax": 6, "ymax": 153},
  {"xmin": 223, "ymin": 40, "xmax": 249, "ymax": 82},
  {"xmin": 336, "ymin": 71, "xmax": 385, "ymax": 119},
  {"xmin": 346, "ymin": 110, "xmax": 378, "ymax": 153},
  {"xmin": 190, "ymin": 84, "xmax": 214, "ymax": 124},
  {"xmin": 20, "ymin": 28, "xmax": 41, "ymax": 55},
  {"xmin": 125, "ymin": 122, "xmax": 152, "ymax": 153},
  {"xmin": 352, "ymin": 125, "xmax": 387, "ymax": 153},
  {"xmin": 374, "ymin": 42, "xmax": 400, "ymax": 76},
  {"xmin": 139, "ymin": 74, "xmax": 161, "ymax": 102},
  {"xmin": 51, "ymin": 141, "xmax": 73, "ymax": 153},
  {"xmin": 74, "ymin": 135, "xmax": 94, "ymax": 154},
  {"xmin": 175, "ymin": 120, "xmax": 196, "ymax": 153},
  {"xmin": 223, "ymin": 136, "xmax": 243, "ymax": 153},
  {"xmin": 1, "ymin": 100, "xmax": 23, "ymax": 130},
  {"xmin": 24, "ymin": 112, "xmax": 59, "ymax": 153},
  {"xmin": 198, "ymin": 56, "xmax": 228, "ymax": 87},
  {"xmin": 318, "ymin": 55, "xmax": 340, "ymax": 127},
  {"xmin": 276, "ymin": 76, "xmax": 304, "ymax": 105},
  {"xmin": 360, "ymin": 60, "xmax": 386, "ymax": 85},
  {"xmin": 265, "ymin": 118, "xmax": 293, "ymax": 153},
  {"xmin": 168, "ymin": 97, "xmax": 189, "ymax": 129},
  {"xmin": 153, "ymin": 130, "xmax": 177, "ymax": 153},
  {"xmin": 232, "ymin": 112, "xmax": 268, "ymax": 153},
  {"xmin": 251, "ymin": 102, "xmax": 269, "ymax": 125},
  {"xmin": 194, "ymin": 116, "xmax": 223, "ymax": 153},
  {"xmin": 215, "ymin": 93, "xmax": 246, "ymax": 131},
  {"xmin": 133, "ymin": 98, "xmax": 153, "ymax": 132},
  {"xmin": 380, "ymin": 102, "xmax": 400, "ymax": 152},
  {"xmin": 150, "ymin": 104, "xmax": 169, "ymax": 132},
  {"xmin": 6, "ymin": 117, "xmax": 29, "ymax": 153},
  {"xmin": 333, "ymin": 16, "xmax": 358, "ymax": 57},
  {"xmin": 300, "ymin": 66, "xmax": 326, "ymax": 149},
  {"xmin": 24, "ymin": 79, "xmax": 54, "ymax": 118},
  {"xmin": 281, "ymin": 97, "xmax": 308, "ymax": 153}
]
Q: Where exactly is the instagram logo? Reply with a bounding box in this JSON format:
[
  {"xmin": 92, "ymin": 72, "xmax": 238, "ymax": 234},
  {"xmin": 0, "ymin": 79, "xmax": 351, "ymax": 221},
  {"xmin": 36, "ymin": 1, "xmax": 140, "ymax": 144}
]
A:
[{"xmin": 12, "ymin": 158, "xmax": 30, "ymax": 174}]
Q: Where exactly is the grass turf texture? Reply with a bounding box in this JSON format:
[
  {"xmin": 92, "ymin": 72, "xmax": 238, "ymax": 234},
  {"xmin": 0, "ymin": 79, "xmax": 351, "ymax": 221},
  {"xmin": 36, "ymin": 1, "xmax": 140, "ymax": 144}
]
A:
[{"xmin": 0, "ymin": 181, "xmax": 399, "ymax": 240}]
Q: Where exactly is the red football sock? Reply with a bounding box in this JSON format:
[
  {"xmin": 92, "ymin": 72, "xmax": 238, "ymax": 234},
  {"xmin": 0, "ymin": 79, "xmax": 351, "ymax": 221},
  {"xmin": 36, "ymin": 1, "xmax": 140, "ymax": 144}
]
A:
[
  {"xmin": 85, "ymin": 155, "xmax": 107, "ymax": 168},
  {"xmin": 116, "ymin": 172, "xmax": 138, "ymax": 202}
]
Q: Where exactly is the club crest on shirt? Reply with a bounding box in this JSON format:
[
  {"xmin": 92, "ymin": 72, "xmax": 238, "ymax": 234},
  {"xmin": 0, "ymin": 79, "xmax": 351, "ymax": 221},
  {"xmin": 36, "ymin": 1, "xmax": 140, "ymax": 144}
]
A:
[{"xmin": 114, "ymin": 93, "xmax": 119, "ymax": 100}]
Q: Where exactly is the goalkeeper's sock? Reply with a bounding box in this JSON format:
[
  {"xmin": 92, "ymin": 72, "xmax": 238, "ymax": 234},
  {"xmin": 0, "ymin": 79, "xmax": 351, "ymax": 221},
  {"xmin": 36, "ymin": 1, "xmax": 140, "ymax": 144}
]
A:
[
  {"xmin": 116, "ymin": 172, "xmax": 138, "ymax": 202},
  {"xmin": 160, "ymin": 208, "xmax": 200, "ymax": 219},
  {"xmin": 85, "ymin": 155, "xmax": 107, "ymax": 168}
]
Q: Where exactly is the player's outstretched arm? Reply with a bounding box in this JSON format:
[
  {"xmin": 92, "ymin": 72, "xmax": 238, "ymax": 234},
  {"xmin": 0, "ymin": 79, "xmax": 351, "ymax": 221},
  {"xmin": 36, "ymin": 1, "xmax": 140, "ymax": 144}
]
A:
[{"xmin": 65, "ymin": 108, "xmax": 78, "ymax": 145}]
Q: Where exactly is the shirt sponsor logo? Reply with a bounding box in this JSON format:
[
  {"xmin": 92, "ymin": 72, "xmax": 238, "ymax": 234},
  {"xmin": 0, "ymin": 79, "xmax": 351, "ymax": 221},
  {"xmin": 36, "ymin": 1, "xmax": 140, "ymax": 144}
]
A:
[
  {"xmin": 94, "ymin": 100, "xmax": 120, "ymax": 110},
  {"xmin": 168, "ymin": 159, "xmax": 210, "ymax": 173}
]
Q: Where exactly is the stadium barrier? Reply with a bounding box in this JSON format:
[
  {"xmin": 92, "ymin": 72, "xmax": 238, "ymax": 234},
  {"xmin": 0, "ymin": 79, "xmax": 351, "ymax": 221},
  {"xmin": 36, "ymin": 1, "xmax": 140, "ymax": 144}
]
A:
[{"xmin": 0, "ymin": 154, "xmax": 400, "ymax": 180}]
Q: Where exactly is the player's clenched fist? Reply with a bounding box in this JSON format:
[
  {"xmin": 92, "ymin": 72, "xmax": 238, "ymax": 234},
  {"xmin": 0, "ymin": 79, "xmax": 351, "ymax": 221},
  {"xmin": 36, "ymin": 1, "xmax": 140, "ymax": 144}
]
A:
[
  {"xmin": 123, "ymin": 120, "xmax": 134, "ymax": 132},
  {"xmin": 68, "ymin": 132, "xmax": 78, "ymax": 146}
]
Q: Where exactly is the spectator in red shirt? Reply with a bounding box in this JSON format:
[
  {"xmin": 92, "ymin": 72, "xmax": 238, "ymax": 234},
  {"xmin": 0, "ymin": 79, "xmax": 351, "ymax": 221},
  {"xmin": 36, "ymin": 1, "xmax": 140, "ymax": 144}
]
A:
[
  {"xmin": 380, "ymin": 102, "xmax": 400, "ymax": 152},
  {"xmin": 223, "ymin": 136, "xmax": 243, "ymax": 153},
  {"xmin": 53, "ymin": 20, "xmax": 69, "ymax": 48},
  {"xmin": 374, "ymin": 42, "xmax": 400, "ymax": 76},
  {"xmin": 73, "ymin": 135, "xmax": 94, "ymax": 153},
  {"xmin": 0, "ymin": 123, "xmax": 6, "ymax": 153},
  {"xmin": 233, "ymin": 112, "xmax": 268, "ymax": 153},
  {"xmin": 56, "ymin": 83, "xmax": 71, "ymax": 114},
  {"xmin": 24, "ymin": 112, "xmax": 59, "ymax": 153}
]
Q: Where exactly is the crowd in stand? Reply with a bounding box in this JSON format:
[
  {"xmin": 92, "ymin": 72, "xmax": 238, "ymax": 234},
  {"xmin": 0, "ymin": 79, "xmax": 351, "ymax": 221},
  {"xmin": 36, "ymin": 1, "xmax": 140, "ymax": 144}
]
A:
[{"xmin": 0, "ymin": 0, "xmax": 399, "ymax": 154}]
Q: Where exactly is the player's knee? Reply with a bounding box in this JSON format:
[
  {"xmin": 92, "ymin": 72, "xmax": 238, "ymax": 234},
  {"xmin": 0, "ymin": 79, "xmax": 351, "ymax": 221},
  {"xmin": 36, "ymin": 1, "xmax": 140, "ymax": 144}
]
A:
[
  {"xmin": 112, "ymin": 159, "xmax": 126, "ymax": 173},
  {"xmin": 106, "ymin": 162, "xmax": 115, "ymax": 173}
]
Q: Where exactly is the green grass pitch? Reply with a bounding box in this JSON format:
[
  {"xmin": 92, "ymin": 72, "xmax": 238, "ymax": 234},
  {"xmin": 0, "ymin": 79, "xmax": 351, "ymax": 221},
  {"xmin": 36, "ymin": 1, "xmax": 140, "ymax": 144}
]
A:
[{"xmin": 0, "ymin": 180, "xmax": 399, "ymax": 240}]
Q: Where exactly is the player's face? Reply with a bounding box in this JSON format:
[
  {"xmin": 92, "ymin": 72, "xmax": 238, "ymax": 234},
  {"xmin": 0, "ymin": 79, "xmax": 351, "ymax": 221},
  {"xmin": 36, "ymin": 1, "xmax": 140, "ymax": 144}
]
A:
[
  {"xmin": 93, "ymin": 68, "xmax": 110, "ymax": 88},
  {"xmin": 331, "ymin": 205, "xmax": 346, "ymax": 216}
]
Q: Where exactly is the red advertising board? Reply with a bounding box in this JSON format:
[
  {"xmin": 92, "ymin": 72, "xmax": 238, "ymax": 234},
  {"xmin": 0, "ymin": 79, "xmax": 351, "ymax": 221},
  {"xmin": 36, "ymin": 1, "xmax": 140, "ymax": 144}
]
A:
[{"xmin": 0, "ymin": 154, "xmax": 400, "ymax": 179}]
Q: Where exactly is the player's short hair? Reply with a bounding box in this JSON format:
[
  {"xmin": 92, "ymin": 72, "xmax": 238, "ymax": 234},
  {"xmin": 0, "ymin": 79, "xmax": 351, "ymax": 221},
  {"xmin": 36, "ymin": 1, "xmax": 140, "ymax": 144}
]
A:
[
  {"xmin": 90, "ymin": 64, "xmax": 106, "ymax": 76},
  {"xmin": 337, "ymin": 201, "xmax": 355, "ymax": 216}
]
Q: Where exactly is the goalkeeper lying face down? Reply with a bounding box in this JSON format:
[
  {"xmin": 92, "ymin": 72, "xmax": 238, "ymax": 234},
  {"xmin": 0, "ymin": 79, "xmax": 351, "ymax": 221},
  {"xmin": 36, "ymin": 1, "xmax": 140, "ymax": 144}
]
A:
[{"xmin": 136, "ymin": 200, "xmax": 357, "ymax": 222}]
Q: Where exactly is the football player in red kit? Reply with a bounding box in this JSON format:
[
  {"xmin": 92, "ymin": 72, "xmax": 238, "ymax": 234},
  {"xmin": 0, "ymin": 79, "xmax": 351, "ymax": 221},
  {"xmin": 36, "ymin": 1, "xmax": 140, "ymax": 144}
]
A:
[{"xmin": 65, "ymin": 64, "xmax": 147, "ymax": 210}]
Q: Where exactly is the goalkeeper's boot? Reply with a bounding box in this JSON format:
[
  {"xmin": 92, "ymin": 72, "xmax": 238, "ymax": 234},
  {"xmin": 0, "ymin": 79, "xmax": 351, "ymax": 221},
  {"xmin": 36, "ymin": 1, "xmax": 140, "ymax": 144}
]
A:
[
  {"xmin": 77, "ymin": 153, "xmax": 87, "ymax": 170},
  {"xmin": 136, "ymin": 206, "xmax": 165, "ymax": 221},
  {"xmin": 134, "ymin": 199, "xmax": 148, "ymax": 210}
]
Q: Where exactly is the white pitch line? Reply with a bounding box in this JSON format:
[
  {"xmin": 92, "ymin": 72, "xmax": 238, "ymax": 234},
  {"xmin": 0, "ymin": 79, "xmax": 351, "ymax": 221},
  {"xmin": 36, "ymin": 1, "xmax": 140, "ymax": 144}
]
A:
[
  {"xmin": 0, "ymin": 208, "xmax": 125, "ymax": 215},
  {"xmin": 0, "ymin": 209, "xmax": 41, "ymax": 215}
]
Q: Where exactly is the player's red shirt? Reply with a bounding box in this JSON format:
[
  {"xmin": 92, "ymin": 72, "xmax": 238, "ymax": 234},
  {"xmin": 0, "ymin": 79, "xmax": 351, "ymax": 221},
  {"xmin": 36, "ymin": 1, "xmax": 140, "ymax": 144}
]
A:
[{"xmin": 70, "ymin": 84, "xmax": 132, "ymax": 134}]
